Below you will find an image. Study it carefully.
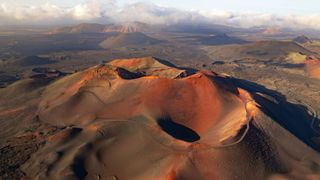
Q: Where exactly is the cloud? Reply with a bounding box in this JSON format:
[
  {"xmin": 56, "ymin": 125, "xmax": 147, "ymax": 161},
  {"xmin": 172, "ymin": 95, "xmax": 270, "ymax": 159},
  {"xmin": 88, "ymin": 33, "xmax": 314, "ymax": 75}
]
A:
[
  {"xmin": 109, "ymin": 2, "xmax": 199, "ymax": 25},
  {"xmin": 0, "ymin": 0, "xmax": 115, "ymax": 24},
  {"xmin": 1, "ymin": 0, "xmax": 320, "ymax": 30}
]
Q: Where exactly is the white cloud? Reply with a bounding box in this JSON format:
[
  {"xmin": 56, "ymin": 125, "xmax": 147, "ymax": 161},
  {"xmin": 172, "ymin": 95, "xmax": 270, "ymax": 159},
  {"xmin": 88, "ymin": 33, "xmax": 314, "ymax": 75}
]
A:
[
  {"xmin": 0, "ymin": 0, "xmax": 320, "ymax": 30},
  {"xmin": 0, "ymin": 0, "xmax": 116, "ymax": 24},
  {"xmin": 71, "ymin": 0, "xmax": 112, "ymax": 20}
]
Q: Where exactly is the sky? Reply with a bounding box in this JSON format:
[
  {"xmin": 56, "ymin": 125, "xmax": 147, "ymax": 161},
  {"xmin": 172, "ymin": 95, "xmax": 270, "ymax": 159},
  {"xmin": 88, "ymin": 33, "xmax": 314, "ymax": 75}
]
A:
[
  {"xmin": 120, "ymin": 0, "xmax": 320, "ymax": 15},
  {"xmin": 5, "ymin": 0, "xmax": 320, "ymax": 15},
  {"xmin": 1, "ymin": 0, "xmax": 320, "ymax": 30}
]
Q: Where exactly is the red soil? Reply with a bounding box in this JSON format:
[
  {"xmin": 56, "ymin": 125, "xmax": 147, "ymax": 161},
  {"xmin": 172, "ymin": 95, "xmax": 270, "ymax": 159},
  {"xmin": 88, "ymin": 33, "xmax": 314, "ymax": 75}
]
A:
[
  {"xmin": 25, "ymin": 57, "xmax": 320, "ymax": 179},
  {"xmin": 0, "ymin": 107, "xmax": 26, "ymax": 116},
  {"xmin": 305, "ymin": 59, "xmax": 320, "ymax": 79},
  {"xmin": 39, "ymin": 67, "xmax": 248, "ymax": 146}
]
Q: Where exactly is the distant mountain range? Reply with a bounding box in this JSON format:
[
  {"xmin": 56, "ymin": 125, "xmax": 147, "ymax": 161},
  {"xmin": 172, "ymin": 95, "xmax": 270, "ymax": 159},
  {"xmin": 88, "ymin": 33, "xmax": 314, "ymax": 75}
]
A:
[{"xmin": 47, "ymin": 22, "xmax": 151, "ymax": 34}]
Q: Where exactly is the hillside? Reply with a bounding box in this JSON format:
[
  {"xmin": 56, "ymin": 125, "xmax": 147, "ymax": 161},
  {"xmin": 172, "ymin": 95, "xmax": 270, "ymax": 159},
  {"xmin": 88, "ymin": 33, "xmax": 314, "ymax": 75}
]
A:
[
  {"xmin": 198, "ymin": 33, "xmax": 248, "ymax": 45},
  {"xmin": 293, "ymin": 35, "xmax": 313, "ymax": 44},
  {"xmin": 103, "ymin": 22, "xmax": 150, "ymax": 33},
  {"xmin": 0, "ymin": 57, "xmax": 319, "ymax": 179},
  {"xmin": 204, "ymin": 40, "xmax": 316, "ymax": 63},
  {"xmin": 13, "ymin": 56, "xmax": 56, "ymax": 66},
  {"xmin": 48, "ymin": 23, "xmax": 106, "ymax": 34},
  {"xmin": 305, "ymin": 58, "xmax": 320, "ymax": 79},
  {"xmin": 48, "ymin": 22, "xmax": 150, "ymax": 34},
  {"xmin": 99, "ymin": 32, "xmax": 162, "ymax": 48}
]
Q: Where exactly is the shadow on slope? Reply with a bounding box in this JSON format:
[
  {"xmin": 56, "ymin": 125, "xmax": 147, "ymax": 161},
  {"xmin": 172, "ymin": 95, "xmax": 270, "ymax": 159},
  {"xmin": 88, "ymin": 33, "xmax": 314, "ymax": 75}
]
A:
[
  {"xmin": 157, "ymin": 116, "xmax": 200, "ymax": 143},
  {"xmin": 214, "ymin": 76, "xmax": 320, "ymax": 152}
]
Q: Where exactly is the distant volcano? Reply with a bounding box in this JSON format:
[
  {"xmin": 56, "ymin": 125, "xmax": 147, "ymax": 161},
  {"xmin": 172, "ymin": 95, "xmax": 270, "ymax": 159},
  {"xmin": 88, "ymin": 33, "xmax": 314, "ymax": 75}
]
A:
[
  {"xmin": 48, "ymin": 22, "xmax": 151, "ymax": 34},
  {"xmin": 99, "ymin": 32, "xmax": 162, "ymax": 48},
  {"xmin": 103, "ymin": 22, "xmax": 150, "ymax": 33},
  {"xmin": 198, "ymin": 33, "xmax": 248, "ymax": 45},
  {"xmin": 293, "ymin": 35, "xmax": 313, "ymax": 44}
]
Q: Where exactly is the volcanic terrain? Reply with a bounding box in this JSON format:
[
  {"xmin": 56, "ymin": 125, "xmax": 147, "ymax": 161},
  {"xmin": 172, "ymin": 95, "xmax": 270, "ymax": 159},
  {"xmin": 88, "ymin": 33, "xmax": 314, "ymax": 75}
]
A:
[
  {"xmin": 1, "ymin": 57, "xmax": 320, "ymax": 179},
  {"xmin": 99, "ymin": 32, "xmax": 162, "ymax": 49}
]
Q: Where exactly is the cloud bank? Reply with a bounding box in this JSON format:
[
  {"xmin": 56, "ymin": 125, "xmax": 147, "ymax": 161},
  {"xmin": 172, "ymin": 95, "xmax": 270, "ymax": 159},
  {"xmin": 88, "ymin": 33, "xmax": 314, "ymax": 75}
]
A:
[{"xmin": 1, "ymin": 0, "xmax": 320, "ymax": 30}]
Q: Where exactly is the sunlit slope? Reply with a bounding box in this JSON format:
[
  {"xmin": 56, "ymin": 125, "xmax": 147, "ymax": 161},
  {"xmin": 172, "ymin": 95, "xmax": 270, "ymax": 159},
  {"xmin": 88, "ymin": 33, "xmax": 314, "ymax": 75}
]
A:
[
  {"xmin": 0, "ymin": 57, "xmax": 318, "ymax": 179},
  {"xmin": 11, "ymin": 56, "xmax": 318, "ymax": 179}
]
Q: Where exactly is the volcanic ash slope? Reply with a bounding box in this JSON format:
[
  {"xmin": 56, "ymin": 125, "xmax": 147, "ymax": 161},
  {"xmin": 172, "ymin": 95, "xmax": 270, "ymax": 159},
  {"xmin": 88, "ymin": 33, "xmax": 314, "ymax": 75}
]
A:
[{"xmin": 11, "ymin": 56, "xmax": 320, "ymax": 179}]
